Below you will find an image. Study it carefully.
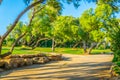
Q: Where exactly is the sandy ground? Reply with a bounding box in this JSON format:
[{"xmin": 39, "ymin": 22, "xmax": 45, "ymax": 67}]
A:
[{"xmin": 0, "ymin": 54, "xmax": 113, "ymax": 80}]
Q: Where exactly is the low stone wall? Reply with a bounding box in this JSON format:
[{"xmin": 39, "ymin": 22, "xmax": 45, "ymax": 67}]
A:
[{"xmin": 0, "ymin": 53, "xmax": 62, "ymax": 72}]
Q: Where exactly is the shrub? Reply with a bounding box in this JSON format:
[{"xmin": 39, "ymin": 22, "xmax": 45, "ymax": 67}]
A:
[
  {"xmin": 112, "ymin": 50, "xmax": 120, "ymax": 62},
  {"xmin": 113, "ymin": 65, "xmax": 120, "ymax": 75},
  {"xmin": 116, "ymin": 50, "xmax": 120, "ymax": 56},
  {"xmin": 116, "ymin": 61, "xmax": 120, "ymax": 67},
  {"xmin": 113, "ymin": 54, "xmax": 119, "ymax": 62}
]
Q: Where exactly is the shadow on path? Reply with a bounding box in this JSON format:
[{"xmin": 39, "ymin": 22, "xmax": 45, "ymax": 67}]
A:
[{"xmin": 0, "ymin": 55, "xmax": 113, "ymax": 80}]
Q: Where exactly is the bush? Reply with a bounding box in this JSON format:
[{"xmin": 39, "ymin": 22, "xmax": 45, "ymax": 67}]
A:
[
  {"xmin": 115, "ymin": 50, "xmax": 120, "ymax": 56},
  {"xmin": 113, "ymin": 54, "xmax": 119, "ymax": 62},
  {"xmin": 116, "ymin": 61, "xmax": 120, "ymax": 67},
  {"xmin": 112, "ymin": 50, "xmax": 120, "ymax": 62},
  {"xmin": 113, "ymin": 65, "xmax": 120, "ymax": 75}
]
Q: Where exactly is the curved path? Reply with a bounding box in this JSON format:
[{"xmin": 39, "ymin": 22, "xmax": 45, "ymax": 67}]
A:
[{"xmin": 0, "ymin": 54, "xmax": 113, "ymax": 80}]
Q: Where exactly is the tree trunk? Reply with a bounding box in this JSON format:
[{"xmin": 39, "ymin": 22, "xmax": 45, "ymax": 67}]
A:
[
  {"xmin": 52, "ymin": 38, "xmax": 55, "ymax": 52},
  {"xmin": 32, "ymin": 40, "xmax": 40, "ymax": 50},
  {"xmin": 54, "ymin": 42, "xmax": 61, "ymax": 48},
  {"xmin": 10, "ymin": 33, "xmax": 26, "ymax": 53},
  {"xmin": 0, "ymin": 33, "xmax": 26, "ymax": 58},
  {"xmin": 83, "ymin": 41, "xmax": 87, "ymax": 54},
  {"xmin": 104, "ymin": 42, "xmax": 107, "ymax": 49},
  {"xmin": 87, "ymin": 42, "xmax": 97, "ymax": 54},
  {"xmin": 73, "ymin": 42, "xmax": 80, "ymax": 48},
  {"xmin": 32, "ymin": 38, "xmax": 50, "ymax": 49},
  {"xmin": 31, "ymin": 41, "xmax": 36, "ymax": 48},
  {"xmin": 0, "ymin": 38, "xmax": 2, "ymax": 55},
  {"xmin": 95, "ymin": 41, "xmax": 103, "ymax": 49},
  {"xmin": 95, "ymin": 42, "xmax": 101, "ymax": 49},
  {"xmin": 0, "ymin": 52, "xmax": 11, "ymax": 58},
  {"xmin": 28, "ymin": 39, "xmax": 34, "ymax": 46}
]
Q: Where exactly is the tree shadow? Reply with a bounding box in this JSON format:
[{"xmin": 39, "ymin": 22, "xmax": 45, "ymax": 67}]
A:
[{"xmin": 0, "ymin": 60, "xmax": 112, "ymax": 80}]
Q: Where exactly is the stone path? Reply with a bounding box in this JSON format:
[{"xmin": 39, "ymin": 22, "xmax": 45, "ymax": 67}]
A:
[{"xmin": 0, "ymin": 54, "xmax": 113, "ymax": 80}]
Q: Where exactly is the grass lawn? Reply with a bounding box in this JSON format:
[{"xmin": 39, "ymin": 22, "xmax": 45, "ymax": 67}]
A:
[{"xmin": 1, "ymin": 47, "xmax": 112, "ymax": 55}]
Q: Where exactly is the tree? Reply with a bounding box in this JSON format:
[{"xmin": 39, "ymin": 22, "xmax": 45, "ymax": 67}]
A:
[
  {"xmin": 80, "ymin": 8, "xmax": 105, "ymax": 54},
  {"xmin": 0, "ymin": 0, "xmax": 120, "ymax": 58},
  {"xmin": 27, "ymin": 0, "xmax": 62, "ymax": 50},
  {"xmin": 79, "ymin": 0, "xmax": 120, "ymax": 54},
  {"xmin": 0, "ymin": 0, "xmax": 46, "ymax": 58},
  {"xmin": 5, "ymin": 0, "xmax": 62, "ymax": 51},
  {"xmin": 1, "ymin": 0, "xmax": 80, "ymax": 58},
  {"xmin": 52, "ymin": 16, "xmax": 83, "ymax": 51}
]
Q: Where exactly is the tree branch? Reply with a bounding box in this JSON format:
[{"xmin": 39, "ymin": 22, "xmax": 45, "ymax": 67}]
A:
[
  {"xmin": 10, "ymin": 33, "xmax": 26, "ymax": 52},
  {"xmin": 2, "ymin": 0, "xmax": 44, "ymax": 40}
]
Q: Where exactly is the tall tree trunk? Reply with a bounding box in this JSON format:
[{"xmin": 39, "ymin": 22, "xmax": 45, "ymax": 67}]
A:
[
  {"xmin": 10, "ymin": 33, "xmax": 26, "ymax": 53},
  {"xmin": 83, "ymin": 40, "xmax": 87, "ymax": 54},
  {"xmin": 52, "ymin": 38, "xmax": 55, "ymax": 52}
]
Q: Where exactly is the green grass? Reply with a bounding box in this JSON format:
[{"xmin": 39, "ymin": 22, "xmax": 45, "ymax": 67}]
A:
[
  {"xmin": 91, "ymin": 49, "xmax": 112, "ymax": 54},
  {"xmin": 1, "ymin": 47, "xmax": 112, "ymax": 55}
]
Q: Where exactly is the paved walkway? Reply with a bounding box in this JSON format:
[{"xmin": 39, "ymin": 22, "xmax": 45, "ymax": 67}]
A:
[{"xmin": 0, "ymin": 54, "xmax": 113, "ymax": 80}]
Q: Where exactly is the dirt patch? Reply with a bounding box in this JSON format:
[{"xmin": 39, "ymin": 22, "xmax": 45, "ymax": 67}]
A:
[{"xmin": 0, "ymin": 54, "xmax": 113, "ymax": 80}]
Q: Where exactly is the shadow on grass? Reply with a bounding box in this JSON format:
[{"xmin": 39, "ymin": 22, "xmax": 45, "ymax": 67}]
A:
[{"xmin": 20, "ymin": 48, "xmax": 32, "ymax": 50}]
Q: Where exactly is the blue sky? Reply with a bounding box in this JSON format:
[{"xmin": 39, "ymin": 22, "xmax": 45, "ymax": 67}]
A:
[{"xmin": 0, "ymin": 0, "xmax": 119, "ymax": 35}]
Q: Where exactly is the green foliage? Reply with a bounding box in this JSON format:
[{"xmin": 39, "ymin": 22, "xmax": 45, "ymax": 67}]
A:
[
  {"xmin": 113, "ymin": 65, "xmax": 120, "ymax": 74},
  {"xmin": 79, "ymin": 8, "xmax": 105, "ymax": 43},
  {"xmin": 112, "ymin": 50, "xmax": 120, "ymax": 62},
  {"xmin": 116, "ymin": 61, "xmax": 120, "ymax": 67},
  {"xmin": 113, "ymin": 53, "xmax": 119, "ymax": 62},
  {"xmin": 97, "ymin": 45, "xmax": 105, "ymax": 50},
  {"xmin": 111, "ymin": 30, "xmax": 120, "ymax": 51},
  {"xmin": 52, "ymin": 16, "xmax": 82, "ymax": 44},
  {"xmin": 4, "ymin": 0, "xmax": 120, "ymax": 55},
  {"xmin": 80, "ymin": 8, "xmax": 99, "ymax": 32},
  {"xmin": 24, "ymin": 0, "xmax": 62, "ymax": 45},
  {"xmin": 90, "ymin": 30, "xmax": 105, "ymax": 42},
  {"xmin": 6, "ymin": 40, "xmax": 14, "ymax": 47},
  {"xmin": 113, "ymin": 61, "xmax": 120, "ymax": 75},
  {"xmin": 95, "ymin": 4, "xmax": 113, "ymax": 19},
  {"xmin": 6, "ymin": 22, "xmax": 26, "ymax": 46},
  {"xmin": 115, "ymin": 50, "xmax": 120, "ymax": 56}
]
